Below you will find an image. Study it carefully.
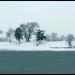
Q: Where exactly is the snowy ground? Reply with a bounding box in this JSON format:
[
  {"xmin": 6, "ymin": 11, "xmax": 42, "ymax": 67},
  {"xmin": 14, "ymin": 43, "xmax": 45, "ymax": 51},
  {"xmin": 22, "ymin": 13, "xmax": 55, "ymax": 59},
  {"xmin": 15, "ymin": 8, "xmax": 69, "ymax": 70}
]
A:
[{"xmin": 0, "ymin": 41, "xmax": 75, "ymax": 51}]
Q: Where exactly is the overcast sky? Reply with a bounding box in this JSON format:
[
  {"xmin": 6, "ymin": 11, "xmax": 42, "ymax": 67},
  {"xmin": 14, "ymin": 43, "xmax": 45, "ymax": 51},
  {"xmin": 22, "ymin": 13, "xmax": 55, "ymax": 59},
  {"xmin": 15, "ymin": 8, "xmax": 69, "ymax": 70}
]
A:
[{"xmin": 0, "ymin": 1, "xmax": 75, "ymax": 36}]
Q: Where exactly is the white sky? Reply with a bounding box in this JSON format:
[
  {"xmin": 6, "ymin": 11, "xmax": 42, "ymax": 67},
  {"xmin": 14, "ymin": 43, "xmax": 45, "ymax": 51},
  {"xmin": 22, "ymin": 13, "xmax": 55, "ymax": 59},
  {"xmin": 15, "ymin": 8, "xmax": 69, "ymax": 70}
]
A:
[{"xmin": 0, "ymin": 1, "xmax": 75, "ymax": 36}]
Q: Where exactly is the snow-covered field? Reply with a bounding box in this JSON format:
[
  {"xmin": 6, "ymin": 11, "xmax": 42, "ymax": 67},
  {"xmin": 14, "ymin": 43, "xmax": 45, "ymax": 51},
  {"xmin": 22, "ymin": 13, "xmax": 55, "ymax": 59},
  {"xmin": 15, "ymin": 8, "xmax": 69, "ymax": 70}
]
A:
[{"xmin": 0, "ymin": 41, "xmax": 75, "ymax": 51}]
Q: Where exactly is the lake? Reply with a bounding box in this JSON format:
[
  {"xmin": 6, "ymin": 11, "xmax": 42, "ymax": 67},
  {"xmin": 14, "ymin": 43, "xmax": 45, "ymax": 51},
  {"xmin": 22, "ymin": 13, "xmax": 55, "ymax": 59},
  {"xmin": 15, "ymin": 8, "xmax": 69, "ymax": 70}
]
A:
[{"xmin": 0, "ymin": 51, "xmax": 75, "ymax": 74}]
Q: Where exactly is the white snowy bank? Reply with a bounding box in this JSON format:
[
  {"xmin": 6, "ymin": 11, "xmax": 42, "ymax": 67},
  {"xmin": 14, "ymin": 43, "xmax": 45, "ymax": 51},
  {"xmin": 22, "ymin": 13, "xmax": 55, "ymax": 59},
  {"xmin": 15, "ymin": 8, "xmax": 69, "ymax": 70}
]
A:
[{"xmin": 0, "ymin": 41, "xmax": 75, "ymax": 51}]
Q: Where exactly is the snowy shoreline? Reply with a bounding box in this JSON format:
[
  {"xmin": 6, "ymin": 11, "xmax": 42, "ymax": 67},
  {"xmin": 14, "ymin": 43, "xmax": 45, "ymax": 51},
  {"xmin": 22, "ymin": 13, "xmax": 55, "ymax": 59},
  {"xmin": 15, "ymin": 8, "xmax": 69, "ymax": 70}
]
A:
[
  {"xmin": 0, "ymin": 41, "xmax": 75, "ymax": 51},
  {"xmin": 0, "ymin": 48, "xmax": 75, "ymax": 51}
]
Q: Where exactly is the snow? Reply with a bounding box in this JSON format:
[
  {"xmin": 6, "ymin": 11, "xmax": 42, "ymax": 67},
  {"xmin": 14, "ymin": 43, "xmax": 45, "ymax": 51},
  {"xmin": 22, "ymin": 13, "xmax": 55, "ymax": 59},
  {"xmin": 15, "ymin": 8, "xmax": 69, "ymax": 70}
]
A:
[{"xmin": 0, "ymin": 41, "xmax": 75, "ymax": 51}]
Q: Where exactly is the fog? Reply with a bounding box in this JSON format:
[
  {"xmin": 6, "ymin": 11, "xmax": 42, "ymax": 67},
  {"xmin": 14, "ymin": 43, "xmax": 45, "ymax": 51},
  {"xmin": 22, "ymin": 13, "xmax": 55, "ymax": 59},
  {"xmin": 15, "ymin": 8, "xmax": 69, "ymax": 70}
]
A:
[{"xmin": 0, "ymin": 1, "xmax": 75, "ymax": 37}]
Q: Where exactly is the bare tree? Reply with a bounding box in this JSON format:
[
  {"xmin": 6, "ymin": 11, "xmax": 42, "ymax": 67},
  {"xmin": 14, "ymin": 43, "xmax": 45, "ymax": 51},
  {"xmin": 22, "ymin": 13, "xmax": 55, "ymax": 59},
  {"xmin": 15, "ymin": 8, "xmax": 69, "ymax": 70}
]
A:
[
  {"xmin": 51, "ymin": 32, "xmax": 58, "ymax": 41},
  {"xmin": 20, "ymin": 22, "xmax": 39, "ymax": 42},
  {"xmin": 66, "ymin": 34, "xmax": 74, "ymax": 48},
  {"xmin": 6, "ymin": 28, "xmax": 14, "ymax": 43}
]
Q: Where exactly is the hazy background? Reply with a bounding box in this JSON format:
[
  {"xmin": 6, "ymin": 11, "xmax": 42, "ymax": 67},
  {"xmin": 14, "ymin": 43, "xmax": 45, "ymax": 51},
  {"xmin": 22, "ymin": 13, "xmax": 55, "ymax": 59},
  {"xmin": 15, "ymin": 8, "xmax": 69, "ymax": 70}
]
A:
[{"xmin": 0, "ymin": 1, "xmax": 75, "ymax": 37}]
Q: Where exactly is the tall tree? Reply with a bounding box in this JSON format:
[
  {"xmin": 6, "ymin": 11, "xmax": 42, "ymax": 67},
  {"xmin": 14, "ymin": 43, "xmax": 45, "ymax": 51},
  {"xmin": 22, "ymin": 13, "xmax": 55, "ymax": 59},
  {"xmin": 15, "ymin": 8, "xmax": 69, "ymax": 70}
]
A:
[
  {"xmin": 14, "ymin": 27, "xmax": 23, "ymax": 43},
  {"xmin": 20, "ymin": 22, "xmax": 39, "ymax": 42}
]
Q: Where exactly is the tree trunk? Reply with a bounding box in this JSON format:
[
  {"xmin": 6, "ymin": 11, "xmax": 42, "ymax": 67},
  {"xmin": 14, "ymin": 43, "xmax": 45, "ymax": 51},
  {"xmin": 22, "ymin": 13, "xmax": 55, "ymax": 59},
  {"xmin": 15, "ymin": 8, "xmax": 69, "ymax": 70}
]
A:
[
  {"xmin": 36, "ymin": 41, "xmax": 39, "ymax": 46},
  {"xmin": 26, "ymin": 35, "xmax": 30, "ymax": 42},
  {"xmin": 9, "ymin": 38, "xmax": 11, "ymax": 43},
  {"xmin": 27, "ymin": 39, "xmax": 30, "ymax": 42},
  {"xmin": 26, "ymin": 38, "xmax": 30, "ymax": 42},
  {"xmin": 19, "ymin": 39, "xmax": 20, "ymax": 44},
  {"xmin": 68, "ymin": 41, "xmax": 72, "ymax": 48}
]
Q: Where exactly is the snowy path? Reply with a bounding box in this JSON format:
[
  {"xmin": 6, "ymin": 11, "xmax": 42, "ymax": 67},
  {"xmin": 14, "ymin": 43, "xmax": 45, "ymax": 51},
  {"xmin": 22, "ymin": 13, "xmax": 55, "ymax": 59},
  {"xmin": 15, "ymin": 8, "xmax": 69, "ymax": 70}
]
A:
[{"xmin": 0, "ymin": 41, "xmax": 75, "ymax": 51}]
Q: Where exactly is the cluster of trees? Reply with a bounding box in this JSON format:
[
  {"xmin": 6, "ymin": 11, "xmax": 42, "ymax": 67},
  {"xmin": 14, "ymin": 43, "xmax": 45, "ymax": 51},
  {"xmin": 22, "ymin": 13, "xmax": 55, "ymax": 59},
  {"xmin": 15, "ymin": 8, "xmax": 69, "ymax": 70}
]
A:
[
  {"xmin": 6, "ymin": 22, "xmax": 75, "ymax": 48},
  {"xmin": 6, "ymin": 22, "xmax": 41, "ymax": 43},
  {"xmin": 46, "ymin": 32, "xmax": 75, "ymax": 48}
]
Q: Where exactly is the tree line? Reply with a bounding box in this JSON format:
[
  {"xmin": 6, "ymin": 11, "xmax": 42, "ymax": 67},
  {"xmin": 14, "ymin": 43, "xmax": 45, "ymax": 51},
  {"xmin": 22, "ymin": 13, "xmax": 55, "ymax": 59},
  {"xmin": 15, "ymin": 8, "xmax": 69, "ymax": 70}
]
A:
[{"xmin": 5, "ymin": 22, "xmax": 75, "ymax": 48}]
